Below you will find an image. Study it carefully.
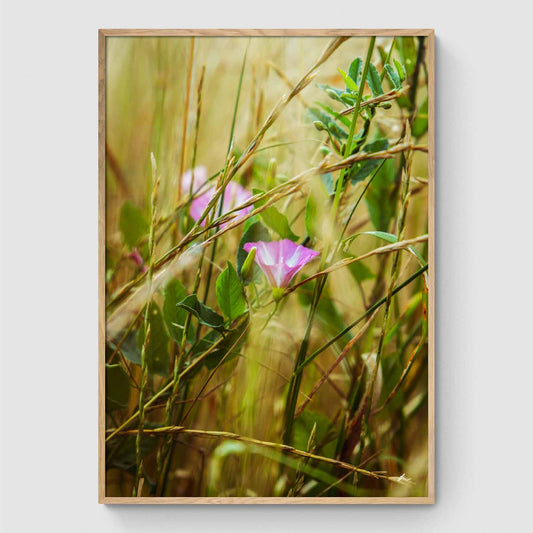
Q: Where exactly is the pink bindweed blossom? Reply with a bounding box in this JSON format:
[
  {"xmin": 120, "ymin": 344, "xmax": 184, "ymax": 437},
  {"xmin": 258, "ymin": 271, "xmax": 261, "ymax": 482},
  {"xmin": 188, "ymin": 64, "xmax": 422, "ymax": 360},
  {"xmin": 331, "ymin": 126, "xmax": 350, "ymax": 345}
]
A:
[
  {"xmin": 180, "ymin": 166, "xmax": 208, "ymax": 195},
  {"xmin": 243, "ymin": 240, "xmax": 319, "ymax": 292},
  {"xmin": 180, "ymin": 167, "xmax": 252, "ymax": 226},
  {"xmin": 128, "ymin": 248, "xmax": 148, "ymax": 273}
]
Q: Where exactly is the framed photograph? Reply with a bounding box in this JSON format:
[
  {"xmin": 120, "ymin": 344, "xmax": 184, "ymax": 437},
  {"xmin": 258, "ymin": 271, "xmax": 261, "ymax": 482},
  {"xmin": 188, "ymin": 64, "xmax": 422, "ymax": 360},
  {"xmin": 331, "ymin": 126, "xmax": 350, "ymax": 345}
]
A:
[{"xmin": 99, "ymin": 29, "xmax": 434, "ymax": 504}]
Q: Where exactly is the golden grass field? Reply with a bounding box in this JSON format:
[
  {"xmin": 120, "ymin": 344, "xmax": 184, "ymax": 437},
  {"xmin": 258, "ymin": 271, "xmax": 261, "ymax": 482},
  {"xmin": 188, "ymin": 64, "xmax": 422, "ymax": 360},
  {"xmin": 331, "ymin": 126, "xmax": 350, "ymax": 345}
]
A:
[{"xmin": 103, "ymin": 34, "xmax": 430, "ymax": 499}]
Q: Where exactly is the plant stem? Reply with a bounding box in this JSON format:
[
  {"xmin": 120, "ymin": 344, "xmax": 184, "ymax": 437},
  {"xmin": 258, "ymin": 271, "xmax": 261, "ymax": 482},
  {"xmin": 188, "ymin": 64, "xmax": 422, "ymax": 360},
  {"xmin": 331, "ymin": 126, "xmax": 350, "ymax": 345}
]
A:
[
  {"xmin": 132, "ymin": 155, "xmax": 160, "ymax": 496},
  {"xmin": 282, "ymin": 37, "xmax": 377, "ymax": 451},
  {"xmin": 358, "ymin": 126, "xmax": 414, "ymax": 465},
  {"xmin": 119, "ymin": 426, "xmax": 407, "ymax": 485},
  {"xmin": 331, "ymin": 36, "xmax": 376, "ymax": 241},
  {"xmin": 201, "ymin": 42, "xmax": 249, "ymax": 304},
  {"xmin": 296, "ymin": 264, "xmax": 427, "ymax": 373},
  {"xmin": 380, "ymin": 38, "xmax": 396, "ymax": 82}
]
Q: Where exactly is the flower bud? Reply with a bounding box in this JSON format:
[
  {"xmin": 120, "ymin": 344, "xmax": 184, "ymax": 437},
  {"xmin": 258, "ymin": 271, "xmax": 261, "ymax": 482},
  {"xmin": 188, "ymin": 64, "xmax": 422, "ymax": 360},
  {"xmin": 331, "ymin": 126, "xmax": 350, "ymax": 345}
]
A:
[
  {"xmin": 240, "ymin": 246, "xmax": 257, "ymax": 281},
  {"xmin": 272, "ymin": 287, "xmax": 284, "ymax": 302},
  {"xmin": 267, "ymin": 158, "xmax": 277, "ymax": 188}
]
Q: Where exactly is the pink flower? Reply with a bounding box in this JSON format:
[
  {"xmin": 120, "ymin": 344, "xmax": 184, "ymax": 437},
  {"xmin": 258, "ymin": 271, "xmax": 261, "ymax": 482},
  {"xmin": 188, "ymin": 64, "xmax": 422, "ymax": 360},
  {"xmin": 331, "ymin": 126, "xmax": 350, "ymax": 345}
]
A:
[
  {"xmin": 128, "ymin": 248, "xmax": 148, "ymax": 273},
  {"xmin": 243, "ymin": 240, "xmax": 319, "ymax": 289},
  {"xmin": 181, "ymin": 167, "xmax": 252, "ymax": 226},
  {"xmin": 180, "ymin": 166, "xmax": 208, "ymax": 195}
]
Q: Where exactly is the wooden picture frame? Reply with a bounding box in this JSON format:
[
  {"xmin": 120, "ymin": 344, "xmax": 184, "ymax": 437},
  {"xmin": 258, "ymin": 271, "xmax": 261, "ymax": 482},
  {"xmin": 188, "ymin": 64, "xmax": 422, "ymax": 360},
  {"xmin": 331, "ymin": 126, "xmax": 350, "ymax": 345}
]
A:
[{"xmin": 99, "ymin": 28, "xmax": 434, "ymax": 504}]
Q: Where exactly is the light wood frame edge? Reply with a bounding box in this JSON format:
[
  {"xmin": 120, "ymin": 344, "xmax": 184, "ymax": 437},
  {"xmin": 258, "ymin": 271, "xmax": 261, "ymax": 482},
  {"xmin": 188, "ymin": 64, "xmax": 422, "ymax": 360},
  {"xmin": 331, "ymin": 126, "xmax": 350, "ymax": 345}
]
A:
[{"xmin": 98, "ymin": 28, "xmax": 435, "ymax": 505}]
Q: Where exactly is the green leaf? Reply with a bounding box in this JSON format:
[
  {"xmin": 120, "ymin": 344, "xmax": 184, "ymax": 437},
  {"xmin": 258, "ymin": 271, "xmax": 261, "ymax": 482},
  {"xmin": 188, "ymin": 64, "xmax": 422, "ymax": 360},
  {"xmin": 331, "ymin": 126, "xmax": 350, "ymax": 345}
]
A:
[
  {"xmin": 317, "ymin": 83, "xmax": 345, "ymax": 104},
  {"xmin": 308, "ymin": 106, "xmax": 331, "ymax": 126},
  {"xmin": 320, "ymin": 173, "xmax": 335, "ymax": 196},
  {"xmin": 397, "ymin": 37, "xmax": 416, "ymax": 76},
  {"xmin": 326, "ymin": 121, "xmax": 349, "ymax": 140},
  {"xmin": 338, "ymin": 68, "xmax": 358, "ymax": 92},
  {"xmin": 293, "ymin": 411, "xmax": 336, "ymax": 457},
  {"xmin": 105, "ymin": 364, "xmax": 130, "ymax": 410},
  {"xmin": 366, "ymin": 63, "xmax": 384, "ymax": 97},
  {"xmin": 377, "ymin": 46, "xmax": 387, "ymax": 65},
  {"xmin": 216, "ymin": 262, "xmax": 247, "ymax": 322},
  {"xmin": 340, "ymin": 93, "xmax": 356, "ymax": 105},
  {"xmin": 106, "ymin": 423, "xmax": 160, "ymax": 473},
  {"xmin": 190, "ymin": 318, "xmax": 248, "ymax": 370},
  {"xmin": 348, "ymin": 57, "xmax": 363, "ymax": 86},
  {"xmin": 365, "ymin": 158, "xmax": 397, "ymax": 231},
  {"xmin": 349, "ymin": 160, "xmax": 383, "ymax": 185},
  {"xmin": 315, "ymin": 102, "xmax": 351, "ymax": 127},
  {"xmin": 361, "ymin": 231, "xmax": 427, "ymax": 266},
  {"xmin": 260, "ymin": 207, "xmax": 299, "ymax": 241},
  {"xmin": 119, "ymin": 201, "xmax": 149, "ymax": 248},
  {"xmin": 305, "ymin": 194, "xmax": 317, "ymax": 238},
  {"xmin": 237, "ymin": 220, "xmax": 270, "ymax": 283},
  {"xmin": 108, "ymin": 332, "xmax": 141, "ymax": 366},
  {"xmin": 177, "ymin": 294, "xmax": 225, "ymax": 331},
  {"xmin": 308, "ymin": 107, "xmax": 348, "ymax": 140},
  {"xmin": 162, "ymin": 279, "xmax": 188, "ymax": 343},
  {"xmin": 348, "ymin": 139, "xmax": 389, "ymax": 184},
  {"xmin": 298, "ymin": 281, "xmax": 352, "ymax": 346},
  {"xmin": 348, "ymin": 261, "xmax": 375, "ymax": 282},
  {"xmin": 364, "ymin": 139, "xmax": 389, "ymax": 153},
  {"xmin": 363, "ymin": 230, "xmax": 398, "ymax": 243},
  {"xmin": 412, "ymin": 97, "xmax": 429, "ymax": 137},
  {"xmin": 393, "ymin": 59, "xmax": 406, "ymax": 82},
  {"xmin": 384, "ymin": 64, "xmax": 402, "ymax": 90},
  {"xmin": 136, "ymin": 304, "xmax": 170, "ymax": 376},
  {"xmin": 253, "ymin": 189, "xmax": 298, "ymax": 241}
]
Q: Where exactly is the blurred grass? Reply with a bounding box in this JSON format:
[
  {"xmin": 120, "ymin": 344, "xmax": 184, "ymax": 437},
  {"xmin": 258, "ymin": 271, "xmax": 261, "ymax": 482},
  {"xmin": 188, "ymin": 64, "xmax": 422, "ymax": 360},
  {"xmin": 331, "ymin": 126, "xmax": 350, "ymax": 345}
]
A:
[{"xmin": 105, "ymin": 35, "xmax": 429, "ymax": 498}]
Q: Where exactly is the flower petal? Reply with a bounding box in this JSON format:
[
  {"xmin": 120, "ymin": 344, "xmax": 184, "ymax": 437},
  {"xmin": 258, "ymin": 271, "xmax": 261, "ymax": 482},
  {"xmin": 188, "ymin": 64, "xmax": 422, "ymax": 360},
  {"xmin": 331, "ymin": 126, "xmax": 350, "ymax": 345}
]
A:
[
  {"xmin": 181, "ymin": 166, "xmax": 208, "ymax": 195},
  {"xmin": 244, "ymin": 240, "xmax": 319, "ymax": 288}
]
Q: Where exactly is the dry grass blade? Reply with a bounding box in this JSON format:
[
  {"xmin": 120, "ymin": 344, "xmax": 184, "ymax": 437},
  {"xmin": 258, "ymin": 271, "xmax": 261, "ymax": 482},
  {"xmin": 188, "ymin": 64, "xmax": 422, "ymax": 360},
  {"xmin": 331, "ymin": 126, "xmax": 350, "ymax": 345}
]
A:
[
  {"xmin": 284, "ymin": 235, "xmax": 428, "ymax": 297},
  {"xmin": 319, "ymin": 143, "xmax": 427, "ymax": 174},
  {"xmin": 116, "ymin": 425, "xmax": 410, "ymax": 485},
  {"xmin": 339, "ymin": 86, "xmax": 410, "ymax": 116},
  {"xmin": 294, "ymin": 309, "xmax": 380, "ymax": 418}
]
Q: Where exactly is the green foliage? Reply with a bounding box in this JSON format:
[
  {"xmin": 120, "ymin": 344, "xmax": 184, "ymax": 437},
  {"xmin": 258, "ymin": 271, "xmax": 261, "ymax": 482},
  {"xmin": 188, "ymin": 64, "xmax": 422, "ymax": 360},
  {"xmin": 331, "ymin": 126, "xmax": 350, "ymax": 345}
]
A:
[
  {"xmin": 397, "ymin": 37, "xmax": 417, "ymax": 76},
  {"xmin": 365, "ymin": 158, "xmax": 397, "ymax": 231},
  {"xmin": 314, "ymin": 102, "xmax": 350, "ymax": 127},
  {"xmin": 253, "ymin": 189, "xmax": 298, "ymax": 241},
  {"xmin": 305, "ymin": 194, "xmax": 317, "ymax": 238},
  {"xmin": 236, "ymin": 219, "xmax": 270, "ymax": 283},
  {"xmin": 190, "ymin": 317, "xmax": 248, "ymax": 370},
  {"xmin": 105, "ymin": 364, "xmax": 130, "ymax": 410},
  {"xmin": 116, "ymin": 331, "xmax": 141, "ymax": 365},
  {"xmin": 361, "ymin": 230, "xmax": 427, "ymax": 266},
  {"xmin": 177, "ymin": 294, "xmax": 226, "ymax": 331},
  {"xmin": 393, "ymin": 58, "xmax": 407, "ymax": 82},
  {"xmin": 104, "ymin": 39, "xmax": 430, "ymax": 498},
  {"xmin": 384, "ymin": 64, "xmax": 402, "ymax": 90},
  {"xmin": 162, "ymin": 278, "xmax": 188, "ymax": 342},
  {"xmin": 366, "ymin": 63, "xmax": 384, "ymax": 97},
  {"xmin": 348, "ymin": 139, "xmax": 389, "ymax": 185},
  {"xmin": 348, "ymin": 57, "xmax": 363, "ymax": 86},
  {"xmin": 348, "ymin": 261, "xmax": 375, "ymax": 282},
  {"xmin": 106, "ymin": 423, "xmax": 160, "ymax": 474},
  {"xmin": 308, "ymin": 107, "xmax": 348, "ymax": 141},
  {"xmin": 338, "ymin": 68, "xmax": 358, "ymax": 92},
  {"xmin": 136, "ymin": 304, "xmax": 170, "ymax": 376},
  {"xmin": 362, "ymin": 230, "xmax": 399, "ymax": 243},
  {"xmin": 315, "ymin": 175, "xmax": 332, "ymax": 198},
  {"xmin": 237, "ymin": 221, "xmax": 270, "ymax": 282},
  {"xmin": 260, "ymin": 206, "xmax": 299, "ymax": 241},
  {"xmin": 119, "ymin": 200, "xmax": 148, "ymax": 248},
  {"xmin": 293, "ymin": 411, "xmax": 336, "ymax": 458},
  {"xmin": 216, "ymin": 261, "xmax": 247, "ymax": 322},
  {"xmin": 298, "ymin": 282, "xmax": 352, "ymax": 345},
  {"xmin": 412, "ymin": 96, "xmax": 429, "ymax": 137}
]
